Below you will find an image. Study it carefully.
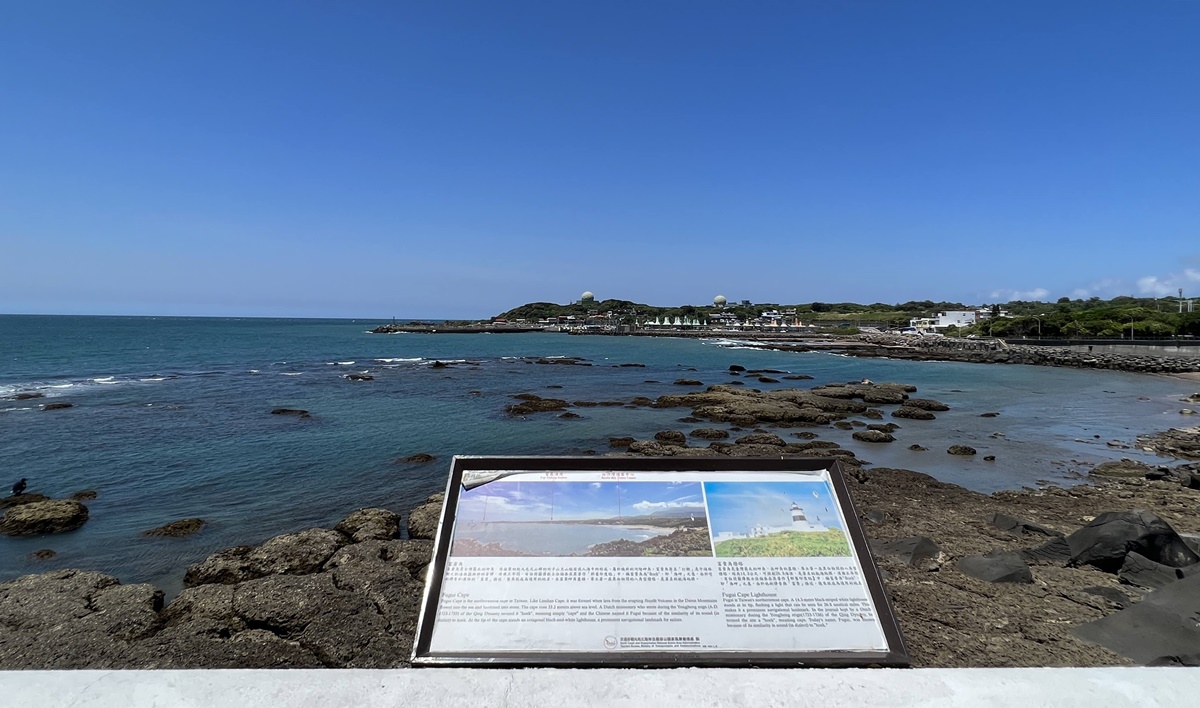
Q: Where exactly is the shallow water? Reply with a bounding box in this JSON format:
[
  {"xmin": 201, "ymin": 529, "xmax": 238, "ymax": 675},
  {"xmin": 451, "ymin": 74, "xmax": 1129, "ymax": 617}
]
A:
[{"xmin": 1, "ymin": 315, "xmax": 1193, "ymax": 592}]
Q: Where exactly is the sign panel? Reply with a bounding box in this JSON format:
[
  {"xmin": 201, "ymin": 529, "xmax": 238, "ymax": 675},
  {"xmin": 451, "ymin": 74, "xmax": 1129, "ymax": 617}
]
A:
[{"xmin": 412, "ymin": 456, "xmax": 908, "ymax": 667}]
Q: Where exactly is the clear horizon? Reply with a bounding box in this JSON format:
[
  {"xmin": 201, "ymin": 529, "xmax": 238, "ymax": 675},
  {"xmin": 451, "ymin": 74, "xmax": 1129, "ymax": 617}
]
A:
[{"xmin": 3, "ymin": 1, "xmax": 1197, "ymax": 319}]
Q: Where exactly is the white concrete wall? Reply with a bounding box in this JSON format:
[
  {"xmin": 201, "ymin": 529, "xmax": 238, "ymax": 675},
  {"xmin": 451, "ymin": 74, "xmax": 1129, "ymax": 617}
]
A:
[{"xmin": 3, "ymin": 668, "xmax": 1199, "ymax": 708}]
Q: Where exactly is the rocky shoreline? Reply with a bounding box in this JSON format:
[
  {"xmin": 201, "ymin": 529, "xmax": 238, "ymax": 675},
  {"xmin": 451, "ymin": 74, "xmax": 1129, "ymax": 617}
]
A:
[
  {"xmin": 762, "ymin": 334, "xmax": 1200, "ymax": 375},
  {"xmin": 4, "ymin": 378, "xmax": 1200, "ymax": 669},
  {"xmin": 572, "ymin": 330, "xmax": 1200, "ymax": 374}
]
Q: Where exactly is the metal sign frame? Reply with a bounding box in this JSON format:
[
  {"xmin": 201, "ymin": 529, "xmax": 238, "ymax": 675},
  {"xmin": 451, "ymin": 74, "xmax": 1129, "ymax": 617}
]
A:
[{"xmin": 412, "ymin": 455, "xmax": 909, "ymax": 668}]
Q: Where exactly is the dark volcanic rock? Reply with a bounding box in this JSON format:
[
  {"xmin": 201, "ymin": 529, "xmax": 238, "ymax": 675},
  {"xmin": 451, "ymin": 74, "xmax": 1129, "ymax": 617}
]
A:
[
  {"xmin": 908, "ymin": 444, "xmax": 928, "ymax": 451},
  {"xmin": 654, "ymin": 430, "xmax": 687, "ymax": 446},
  {"xmin": 861, "ymin": 388, "xmax": 907, "ymax": 405},
  {"xmin": 892, "ymin": 406, "xmax": 935, "ymax": 420},
  {"xmin": 230, "ymin": 573, "xmax": 409, "ymax": 668},
  {"xmin": 12, "ymin": 392, "xmax": 44, "ymax": 400},
  {"xmin": 1090, "ymin": 459, "xmax": 1155, "ymax": 479},
  {"xmin": 506, "ymin": 397, "xmax": 569, "ymax": 415},
  {"xmin": 728, "ymin": 365, "xmax": 746, "ymax": 372},
  {"xmin": 757, "ymin": 377, "xmax": 779, "ymax": 383},
  {"xmin": 558, "ymin": 412, "xmax": 582, "ymax": 419},
  {"xmin": 0, "ymin": 569, "xmax": 167, "ymax": 668},
  {"xmin": 1066, "ymin": 511, "xmax": 1200, "ymax": 572},
  {"xmin": 344, "ymin": 374, "xmax": 373, "ymax": 381},
  {"xmin": 690, "ymin": 428, "xmax": 729, "ymax": 440},
  {"xmin": 957, "ymin": 551, "xmax": 1033, "ymax": 583},
  {"xmin": 1020, "ymin": 536, "xmax": 1073, "ymax": 566},
  {"xmin": 782, "ymin": 374, "xmax": 814, "ymax": 380},
  {"xmin": 673, "ymin": 379, "xmax": 704, "ymax": 386},
  {"xmin": 1073, "ymin": 573, "xmax": 1200, "ymax": 664},
  {"xmin": 980, "ymin": 412, "xmax": 1000, "ymax": 418},
  {"xmin": 183, "ymin": 528, "xmax": 349, "ymax": 587},
  {"xmin": 144, "ymin": 518, "xmax": 206, "ymax": 538},
  {"xmin": 989, "ymin": 513, "xmax": 1062, "ymax": 538},
  {"xmin": 608, "ymin": 436, "xmax": 635, "ymax": 448},
  {"xmin": 69, "ymin": 490, "xmax": 98, "ymax": 501},
  {"xmin": 853, "ymin": 430, "xmax": 895, "ymax": 443},
  {"xmin": 735, "ymin": 432, "xmax": 785, "ymax": 447},
  {"xmin": 270, "ymin": 408, "xmax": 310, "ymax": 418},
  {"xmin": 1081, "ymin": 585, "xmax": 1132, "ymax": 609},
  {"xmin": 0, "ymin": 493, "xmax": 50, "ymax": 510},
  {"xmin": 30, "ymin": 549, "xmax": 56, "ymax": 560},
  {"xmin": 335, "ymin": 508, "xmax": 401, "ymax": 543},
  {"xmin": 904, "ymin": 398, "xmax": 950, "ymax": 412},
  {"xmin": 0, "ymin": 500, "xmax": 89, "ymax": 536},
  {"xmin": 406, "ymin": 494, "xmax": 443, "ymax": 540},
  {"xmin": 1118, "ymin": 551, "xmax": 1190, "ymax": 590},
  {"xmin": 870, "ymin": 536, "xmax": 941, "ymax": 568},
  {"xmin": 947, "ymin": 445, "xmax": 977, "ymax": 456},
  {"xmin": 1136, "ymin": 427, "xmax": 1200, "ymax": 460},
  {"xmin": 42, "ymin": 402, "xmax": 74, "ymax": 411},
  {"xmin": 402, "ymin": 453, "xmax": 436, "ymax": 464}
]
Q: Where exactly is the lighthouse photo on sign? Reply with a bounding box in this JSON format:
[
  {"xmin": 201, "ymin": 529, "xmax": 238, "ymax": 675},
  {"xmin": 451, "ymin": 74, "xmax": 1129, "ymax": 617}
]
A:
[{"xmin": 705, "ymin": 480, "xmax": 851, "ymax": 558}]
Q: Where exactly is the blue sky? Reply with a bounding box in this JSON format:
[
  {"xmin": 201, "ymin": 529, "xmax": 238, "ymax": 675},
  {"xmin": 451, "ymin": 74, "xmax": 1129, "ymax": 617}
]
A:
[
  {"xmin": 705, "ymin": 480, "xmax": 841, "ymax": 535},
  {"xmin": 3, "ymin": 1, "xmax": 1198, "ymax": 318},
  {"xmin": 457, "ymin": 481, "xmax": 704, "ymax": 522}
]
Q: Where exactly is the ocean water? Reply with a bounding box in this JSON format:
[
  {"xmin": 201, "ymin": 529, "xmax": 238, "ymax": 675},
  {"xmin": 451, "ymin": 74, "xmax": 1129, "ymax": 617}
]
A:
[{"xmin": 1, "ymin": 315, "xmax": 1194, "ymax": 594}]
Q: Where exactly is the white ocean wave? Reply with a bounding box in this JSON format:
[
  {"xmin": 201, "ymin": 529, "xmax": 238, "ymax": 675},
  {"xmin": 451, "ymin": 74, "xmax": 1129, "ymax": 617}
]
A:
[
  {"xmin": 375, "ymin": 358, "xmax": 423, "ymax": 363},
  {"xmin": 140, "ymin": 377, "xmax": 168, "ymax": 382},
  {"xmin": 281, "ymin": 372, "xmax": 303, "ymax": 376}
]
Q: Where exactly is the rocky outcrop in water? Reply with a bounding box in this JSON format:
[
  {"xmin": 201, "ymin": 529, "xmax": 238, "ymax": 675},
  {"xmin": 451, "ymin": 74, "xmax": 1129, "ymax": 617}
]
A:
[
  {"xmin": 0, "ymin": 500, "xmax": 89, "ymax": 536},
  {"xmin": 144, "ymin": 519, "xmax": 206, "ymax": 537}
]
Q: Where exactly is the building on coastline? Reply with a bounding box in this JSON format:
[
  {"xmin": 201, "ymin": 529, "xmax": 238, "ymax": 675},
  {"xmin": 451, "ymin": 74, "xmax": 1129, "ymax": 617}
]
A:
[
  {"xmin": 712, "ymin": 503, "xmax": 827, "ymax": 543},
  {"xmin": 908, "ymin": 310, "xmax": 980, "ymax": 333}
]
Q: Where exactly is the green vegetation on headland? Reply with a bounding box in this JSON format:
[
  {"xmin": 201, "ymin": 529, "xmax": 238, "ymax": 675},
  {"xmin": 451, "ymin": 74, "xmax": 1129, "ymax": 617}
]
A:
[
  {"xmin": 714, "ymin": 529, "xmax": 852, "ymax": 558},
  {"xmin": 493, "ymin": 294, "xmax": 1200, "ymax": 338}
]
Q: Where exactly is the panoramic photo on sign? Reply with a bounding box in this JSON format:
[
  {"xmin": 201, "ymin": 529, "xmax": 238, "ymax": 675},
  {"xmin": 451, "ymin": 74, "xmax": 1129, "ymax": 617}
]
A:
[{"xmin": 413, "ymin": 457, "xmax": 907, "ymax": 667}]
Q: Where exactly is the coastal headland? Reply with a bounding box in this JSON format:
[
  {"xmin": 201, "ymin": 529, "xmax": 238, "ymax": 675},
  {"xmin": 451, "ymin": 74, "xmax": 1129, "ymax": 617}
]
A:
[{"xmin": 5, "ymin": 374, "xmax": 1200, "ymax": 669}]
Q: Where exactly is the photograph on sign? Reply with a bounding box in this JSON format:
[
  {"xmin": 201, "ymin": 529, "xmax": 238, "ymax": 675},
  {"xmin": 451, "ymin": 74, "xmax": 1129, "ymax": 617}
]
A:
[
  {"xmin": 413, "ymin": 457, "xmax": 907, "ymax": 667},
  {"xmin": 451, "ymin": 481, "xmax": 711, "ymax": 557},
  {"xmin": 706, "ymin": 481, "xmax": 849, "ymax": 558}
]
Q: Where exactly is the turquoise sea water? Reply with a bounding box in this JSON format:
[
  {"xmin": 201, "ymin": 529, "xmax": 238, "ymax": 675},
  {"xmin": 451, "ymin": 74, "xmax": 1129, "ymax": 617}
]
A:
[{"xmin": 1, "ymin": 315, "xmax": 1193, "ymax": 594}]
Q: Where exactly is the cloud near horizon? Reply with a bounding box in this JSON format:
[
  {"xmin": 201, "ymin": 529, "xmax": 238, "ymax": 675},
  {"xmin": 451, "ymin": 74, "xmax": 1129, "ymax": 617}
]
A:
[
  {"xmin": 631, "ymin": 499, "xmax": 705, "ymax": 512},
  {"xmin": 989, "ymin": 287, "xmax": 1050, "ymax": 302},
  {"xmin": 1137, "ymin": 269, "xmax": 1200, "ymax": 297}
]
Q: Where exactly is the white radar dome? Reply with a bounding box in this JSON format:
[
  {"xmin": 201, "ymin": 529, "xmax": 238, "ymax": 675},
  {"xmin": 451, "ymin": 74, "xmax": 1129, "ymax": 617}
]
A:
[{"xmin": 714, "ymin": 295, "xmax": 727, "ymax": 306}]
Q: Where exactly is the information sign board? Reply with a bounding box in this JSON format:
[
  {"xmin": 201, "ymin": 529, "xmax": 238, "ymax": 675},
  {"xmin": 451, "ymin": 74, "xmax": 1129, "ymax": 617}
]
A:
[{"xmin": 412, "ymin": 456, "xmax": 908, "ymax": 667}]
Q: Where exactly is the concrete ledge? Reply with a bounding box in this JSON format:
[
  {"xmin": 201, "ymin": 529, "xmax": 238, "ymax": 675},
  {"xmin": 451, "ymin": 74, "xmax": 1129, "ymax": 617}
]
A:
[{"xmin": 4, "ymin": 668, "xmax": 1200, "ymax": 707}]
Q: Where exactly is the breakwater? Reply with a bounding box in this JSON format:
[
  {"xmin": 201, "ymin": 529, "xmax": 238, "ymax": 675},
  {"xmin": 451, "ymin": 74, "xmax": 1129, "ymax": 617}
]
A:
[{"xmin": 847, "ymin": 335, "xmax": 1200, "ymax": 374}]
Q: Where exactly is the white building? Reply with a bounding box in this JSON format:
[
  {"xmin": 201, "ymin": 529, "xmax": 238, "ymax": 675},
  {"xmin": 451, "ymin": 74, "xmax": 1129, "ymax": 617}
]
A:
[
  {"xmin": 712, "ymin": 503, "xmax": 826, "ymax": 543},
  {"xmin": 909, "ymin": 310, "xmax": 979, "ymax": 332}
]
